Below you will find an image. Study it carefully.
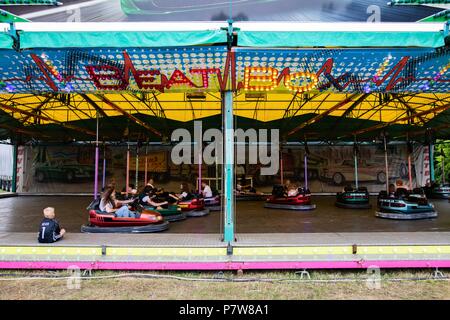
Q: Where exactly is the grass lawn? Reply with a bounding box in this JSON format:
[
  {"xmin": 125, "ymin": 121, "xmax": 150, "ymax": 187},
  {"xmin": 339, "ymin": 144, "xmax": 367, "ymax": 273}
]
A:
[{"xmin": 0, "ymin": 269, "xmax": 448, "ymax": 300}]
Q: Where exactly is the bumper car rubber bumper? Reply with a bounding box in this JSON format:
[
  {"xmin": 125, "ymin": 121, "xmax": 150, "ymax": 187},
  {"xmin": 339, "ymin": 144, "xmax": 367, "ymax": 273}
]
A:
[
  {"xmin": 335, "ymin": 201, "xmax": 372, "ymax": 209},
  {"xmin": 375, "ymin": 210, "xmax": 438, "ymax": 220},
  {"xmin": 264, "ymin": 203, "xmax": 316, "ymax": 211},
  {"xmin": 81, "ymin": 221, "xmax": 169, "ymax": 233}
]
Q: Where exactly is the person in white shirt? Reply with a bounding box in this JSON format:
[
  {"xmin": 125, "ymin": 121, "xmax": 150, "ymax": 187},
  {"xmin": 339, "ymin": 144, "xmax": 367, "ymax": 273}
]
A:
[{"xmin": 201, "ymin": 181, "xmax": 213, "ymax": 198}]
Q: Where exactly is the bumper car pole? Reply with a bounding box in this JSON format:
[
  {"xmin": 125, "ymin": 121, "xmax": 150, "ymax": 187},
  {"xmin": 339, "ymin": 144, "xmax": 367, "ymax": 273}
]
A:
[
  {"xmin": 102, "ymin": 143, "xmax": 106, "ymax": 192},
  {"xmin": 94, "ymin": 112, "xmax": 99, "ymax": 199},
  {"xmin": 144, "ymin": 144, "xmax": 148, "ymax": 185},
  {"xmin": 408, "ymin": 154, "xmax": 413, "ymax": 190},
  {"xmin": 126, "ymin": 143, "xmax": 130, "ymax": 198},
  {"xmin": 407, "ymin": 137, "xmax": 413, "ymax": 191},
  {"xmin": 384, "ymin": 134, "xmax": 389, "ymax": 193},
  {"xmin": 280, "ymin": 150, "xmax": 284, "ymax": 186},
  {"xmin": 135, "ymin": 144, "xmax": 139, "ymax": 188},
  {"xmin": 441, "ymin": 147, "xmax": 446, "ymax": 185},
  {"xmin": 304, "ymin": 153, "xmax": 308, "ymax": 190},
  {"xmin": 354, "ymin": 139, "xmax": 359, "ymax": 190},
  {"xmin": 198, "ymin": 149, "xmax": 202, "ymax": 193}
]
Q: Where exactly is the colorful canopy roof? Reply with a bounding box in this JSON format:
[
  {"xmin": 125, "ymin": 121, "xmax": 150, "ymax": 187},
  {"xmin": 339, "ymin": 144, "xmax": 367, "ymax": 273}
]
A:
[{"xmin": 0, "ymin": 22, "xmax": 449, "ymax": 142}]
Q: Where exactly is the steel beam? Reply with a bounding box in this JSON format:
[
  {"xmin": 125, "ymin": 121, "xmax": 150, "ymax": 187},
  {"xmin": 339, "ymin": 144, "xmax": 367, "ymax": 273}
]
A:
[
  {"xmin": 0, "ymin": 102, "xmax": 96, "ymax": 136},
  {"xmin": 288, "ymin": 93, "xmax": 360, "ymax": 136},
  {"xmin": 80, "ymin": 94, "xmax": 108, "ymax": 118},
  {"xmin": 351, "ymin": 102, "xmax": 450, "ymax": 136},
  {"xmin": 95, "ymin": 95, "xmax": 162, "ymax": 137}
]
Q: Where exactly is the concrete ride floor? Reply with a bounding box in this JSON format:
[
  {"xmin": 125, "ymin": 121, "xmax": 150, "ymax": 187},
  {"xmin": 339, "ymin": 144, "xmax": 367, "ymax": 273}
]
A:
[{"xmin": 0, "ymin": 196, "xmax": 449, "ymax": 234}]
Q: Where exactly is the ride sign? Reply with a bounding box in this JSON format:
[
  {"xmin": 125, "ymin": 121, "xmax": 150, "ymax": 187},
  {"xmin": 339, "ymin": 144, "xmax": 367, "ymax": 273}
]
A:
[{"xmin": 0, "ymin": 46, "xmax": 449, "ymax": 94}]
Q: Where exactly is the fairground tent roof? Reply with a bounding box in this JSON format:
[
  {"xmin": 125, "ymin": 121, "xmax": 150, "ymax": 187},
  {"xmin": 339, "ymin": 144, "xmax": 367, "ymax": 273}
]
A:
[{"xmin": 0, "ymin": 22, "xmax": 449, "ymax": 142}]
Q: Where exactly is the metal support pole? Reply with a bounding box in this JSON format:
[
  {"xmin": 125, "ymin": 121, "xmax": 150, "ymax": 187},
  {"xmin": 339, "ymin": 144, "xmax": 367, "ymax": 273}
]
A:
[
  {"xmin": 354, "ymin": 139, "xmax": 359, "ymax": 190},
  {"xmin": 280, "ymin": 150, "xmax": 284, "ymax": 186},
  {"xmin": 384, "ymin": 135, "xmax": 389, "ymax": 193},
  {"xmin": 135, "ymin": 145, "xmax": 139, "ymax": 188},
  {"xmin": 441, "ymin": 148, "xmax": 446, "ymax": 184},
  {"xmin": 429, "ymin": 143, "xmax": 435, "ymax": 183},
  {"xmin": 407, "ymin": 138, "xmax": 413, "ymax": 190},
  {"xmin": 223, "ymin": 91, "xmax": 234, "ymax": 243},
  {"xmin": 354, "ymin": 152, "xmax": 359, "ymax": 190},
  {"xmin": 126, "ymin": 144, "xmax": 130, "ymax": 197},
  {"xmin": 94, "ymin": 113, "xmax": 99, "ymax": 199},
  {"xmin": 11, "ymin": 143, "xmax": 17, "ymax": 193},
  {"xmin": 102, "ymin": 145, "xmax": 106, "ymax": 191},
  {"xmin": 144, "ymin": 144, "xmax": 148, "ymax": 185},
  {"xmin": 198, "ymin": 149, "xmax": 202, "ymax": 193},
  {"xmin": 304, "ymin": 154, "xmax": 308, "ymax": 190},
  {"xmin": 215, "ymin": 154, "xmax": 219, "ymax": 191},
  {"xmin": 408, "ymin": 154, "xmax": 413, "ymax": 190}
]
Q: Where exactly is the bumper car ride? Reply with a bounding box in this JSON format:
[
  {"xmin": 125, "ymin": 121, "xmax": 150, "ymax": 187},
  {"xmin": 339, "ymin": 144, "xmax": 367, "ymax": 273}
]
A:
[
  {"xmin": 264, "ymin": 187, "xmax": 316, "ymax": 211},
  {"xmin": 335, "ymin": 188, "xmax": 372, "ymax": 209},
  {"xmin": 375, "ymin": 190, "xmax": 438, "ymax": 220},
  {"xmin": 81, "ymin": 209, "xmax": 169, "ymax": 233}
]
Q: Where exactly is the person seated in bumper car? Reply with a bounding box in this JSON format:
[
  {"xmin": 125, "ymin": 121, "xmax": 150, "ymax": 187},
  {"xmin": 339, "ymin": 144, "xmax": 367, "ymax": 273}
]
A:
[
  {"xmin": 169, "ymin": 182, "xmax": 195, "ymax": 202},
  {"xmin": 287, "ymin": 182, "xmax": 299, "ymax": 197},
  {"xmin": 236, "ymin": 175, "xmax": 257, "ymax": 193},
  {"xmin": 101, "ymin": 185, "xmax": 137, "ymax": 218},
  {"xmin": 118, "ymin": 183, "xmax": 138, "ymax": 200},
  {"xmin": 139, "ymin": 185, "xmax": 168, "ymax": 210},
  {"xmin": 201, "ymin": 181, "xmax": 213, "ymax": 198}
]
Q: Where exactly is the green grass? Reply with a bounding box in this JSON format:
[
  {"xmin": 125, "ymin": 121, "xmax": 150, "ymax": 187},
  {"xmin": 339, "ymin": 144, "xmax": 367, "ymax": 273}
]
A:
[{"xmin": 0, "ymin": 269, "xmax": 448, "ymax": 300}]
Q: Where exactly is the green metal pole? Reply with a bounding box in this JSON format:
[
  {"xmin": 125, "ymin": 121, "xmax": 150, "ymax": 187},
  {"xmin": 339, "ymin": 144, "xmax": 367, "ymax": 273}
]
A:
[
  {"xmin": 11, "ymin": 143, "xmax": 17, "ymax": 193},
  {"xmin": 354, "ymin": 138, "xmax": 359, "ymax": 190},
  {"xmin": 223, "ymin": 91, "xmax": 234, "ymax": 243},
  {"xmin": 429, "ymin": 143, "xmax": 435, "ymax": 183}
]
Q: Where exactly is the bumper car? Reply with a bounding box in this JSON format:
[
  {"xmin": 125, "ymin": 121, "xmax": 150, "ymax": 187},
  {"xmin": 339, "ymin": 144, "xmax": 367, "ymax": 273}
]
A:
[
  {"xmin": 375, "ymin": 188, "xmax": 438, "ymax": 220},
  {"xmin": 143, "ymin": 204, "xmax": 186, "ymax": 222},
  {"xmin": 424, "ymin": 183, "xmax": 450, "ymax": 200},
  {"xmin": 178, "ymin": 197, "xmax": 210, "ymax": 217},
  {"xmin": 264, "ymin": 185, "xmax": 316, "ymax": 211},
  {"xmin": 81, "ymin": 200, "xmax": 169, "ymax": 233},
  {"xmin": 335, "ymin": 187, "xmax": 372, "ymax": 209},
  {"xmin": 204, "ymin": 195, "xmax": 221, "ymax": 211}
]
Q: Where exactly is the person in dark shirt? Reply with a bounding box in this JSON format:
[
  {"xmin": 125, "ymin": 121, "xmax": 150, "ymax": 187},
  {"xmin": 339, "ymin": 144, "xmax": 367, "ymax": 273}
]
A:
[{"xmin": 38, "ymin": 207, "xmax": 66, "ymax": 243}]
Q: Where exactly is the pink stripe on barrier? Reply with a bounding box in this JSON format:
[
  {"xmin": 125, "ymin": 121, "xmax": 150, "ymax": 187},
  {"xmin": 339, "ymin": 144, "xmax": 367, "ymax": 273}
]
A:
[{"xmin": 0, "ymin": 260, "xmax": 449, "ymax": 270}]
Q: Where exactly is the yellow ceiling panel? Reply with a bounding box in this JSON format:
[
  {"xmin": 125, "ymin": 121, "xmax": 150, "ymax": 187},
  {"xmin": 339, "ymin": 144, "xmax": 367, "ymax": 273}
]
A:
[{"xmin": 0, "ymin": 92, "xmax": 449, "ymax": 128}]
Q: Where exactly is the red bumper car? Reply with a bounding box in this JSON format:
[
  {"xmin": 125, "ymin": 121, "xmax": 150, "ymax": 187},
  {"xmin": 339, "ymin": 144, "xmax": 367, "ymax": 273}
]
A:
[{"xmin": 264, "ymin": 185, "xmax": 316, "ymax": 211}]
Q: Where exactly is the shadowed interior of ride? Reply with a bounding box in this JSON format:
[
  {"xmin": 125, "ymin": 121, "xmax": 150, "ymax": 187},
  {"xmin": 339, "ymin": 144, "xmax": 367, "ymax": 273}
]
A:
[{"xmin": 0, "ymin": 196, "xmax": 448, "ymax": 234}]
